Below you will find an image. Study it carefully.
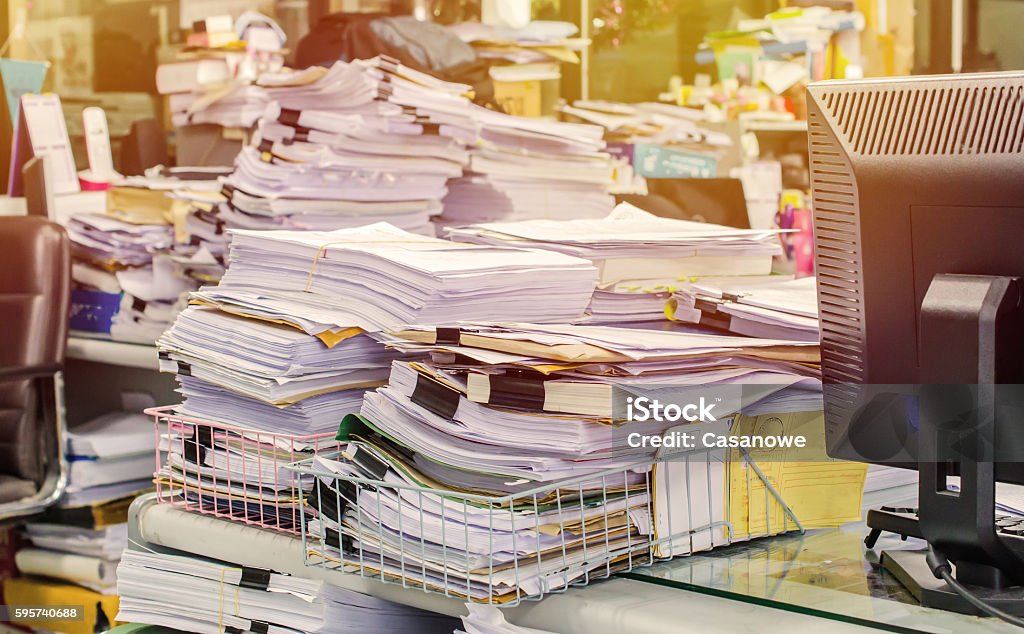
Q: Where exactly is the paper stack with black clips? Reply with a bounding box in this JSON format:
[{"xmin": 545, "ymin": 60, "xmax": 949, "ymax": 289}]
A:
[
  {"xmin": 116, "ymin": 549, "xmax": 456, "ymax": 634},
  {"xmin": 667, "ymin": 275, "xmax": 820, "ymax": 341},
  {"xmin": 297, "ymin": 320, "xmax": 825, "ymax": 602},
  {"xmin": 438, "ymin": 104, "xmax": 617, "ymax": 228},
  {"xmin": 213, "ymin": 57, "xmax": 472, "ymax": 236}
]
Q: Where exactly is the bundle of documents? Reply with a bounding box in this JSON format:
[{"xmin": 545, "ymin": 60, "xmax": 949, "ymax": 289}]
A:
[
  {"xmin": 698, "ymin": 5, "xmax": 864, "ymax": 93},
  {"xmin": 448, "ymin": 204, "xmax": 785, "ymax": 323},
  {"xmin": 559, "ymin": 100, "xmax": 727, "ymax": 146},
  {"xmin": 209, "ymin": 222, "xmax": 598, "ymax": 333},
  {"xmin": 212, "ymin": 58, "xmax": 473, "ymax": 236},
  {"xmin": 668, "ymin": 276, "xmax": 819, "ymax": 341},
  {"xmin": 67, "ymin": 197, "xmax": 201, "ymax": 343},
  {"xmin": 67, "ymin": 214, "xmax": 173, "ymax": 270},
  {"xmin": 294, "ymin": 318, "xmax": 870, "ymax": 601},
  {"xmin": 15, "ymin": 526, "xmax": 125, "ymax": 593},
  {"xmin": 440, "ymin": 106, "xmax": 616, "ymax": 226},
  {"xmin": 157, "ymin": 305, "xmax": 398, "ymax": 435},
  {"xmin": 170, "ymin": 84, "xmax": 271, "ymax": 129},
  {"xmin": 116, "ymin": 549, "xmax": 456, "ymax": 634},
  {"xmin": 156, "ymin": 279, "xmax": 394, "ymax": 527},
  {"xmin": 450, "ymin": 21, "xmax": 586, "ymax": 65},
  {"xmin": 15, "ymin": 412, "xmax": 155, "ymax": 595},
  {"xmin": 156, "ymin": 417, "xmax": 336, "ymax": 532},
  {"xmin": 66, "ymin": 411, "xmax": 155, "ymax": 496}
]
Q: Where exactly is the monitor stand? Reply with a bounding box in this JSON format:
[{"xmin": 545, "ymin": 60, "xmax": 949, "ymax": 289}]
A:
[{"xmin": 867, "ymin": 274, "xmax": 1024, "ymax": 616}]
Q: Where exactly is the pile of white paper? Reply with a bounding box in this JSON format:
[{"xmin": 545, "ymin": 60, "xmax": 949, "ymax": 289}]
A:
[
  {"xmin": 559, "ymin": 100, "xmax": 731, "ymax": 147},
  {"xmin": 67, "ymin": 188, "xmax": 203, "ymax": 344},
  {"xmin": 298, "ymin": 320, "xmax": 819, "ymax": 601},
  {"xmin": 669, "ymin": 276, "xmax": 819, "ymax": 341},
  {"xmin": 210, "ymin": 222, "xmax": 598, "ymax": 333},
  {"xmin": 116, "ymin": 549, "xmax": 457, "ymax": 633},
  {"xmin": 16, "ymin": 412, "xmax": 153, "ymax": 594},
  {"xmin": 170, "ymin": 84, "xmax": 272, "ymax": 129},
  {"xmin": 65, "ymin": 412, "xmax": 154, "ymax": 496},
  {"xmin": 448, "ymin": 204, "xmax": 785, "ymax": 324},
  {"xmin": 212, "ymin": 58, "xmax": 472, "ymax": 236},
  {"xmin": 67, "ymin": 215, "xmax": 173, "ymax": 268},
  {"xmin": 440, "ymin": 105, "xmax": 616, "ymax": 227},
  {"xmin": 157, "ymin": 305, "xmax": 398, "ymax": 435},
  {"xmin": 306, "ymin": 444, "xmax": 651, "ymax": 603}
]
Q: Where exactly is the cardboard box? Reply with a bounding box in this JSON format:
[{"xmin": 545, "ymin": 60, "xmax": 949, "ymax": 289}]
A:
[
  {"xmin": 494, "ymin": 79, "xmax": 543, "ymax": 118},
  {"xmin": 493, "ymin": 76, "xmax": 561, "ymax": 118}
]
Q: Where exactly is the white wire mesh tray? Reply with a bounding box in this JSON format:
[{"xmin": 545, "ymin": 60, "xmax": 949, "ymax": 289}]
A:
[{"xmin": 286, "ymin": 437, "xmax": 802, "ymax": 606}]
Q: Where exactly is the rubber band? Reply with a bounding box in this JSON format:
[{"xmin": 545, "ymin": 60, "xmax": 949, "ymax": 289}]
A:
[
  {"xmin": 301, "ymin": 239, "xmax": 447, "ymax": 293},
  {"xmin": 218, "ymin": 567, "xmax": 242, "ymax": 631}
]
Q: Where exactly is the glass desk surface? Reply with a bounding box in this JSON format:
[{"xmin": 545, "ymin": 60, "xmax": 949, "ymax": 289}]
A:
[{"xmin": 624, "ymin": 488, "xmax": 1018, "ymax": 634}]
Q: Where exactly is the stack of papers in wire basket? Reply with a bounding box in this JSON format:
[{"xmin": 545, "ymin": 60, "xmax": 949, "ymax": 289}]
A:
[
  {"xmin": 288, "ymin": 425, "xmax": 801, "ymax": 606},
  {"xmin": 149, "ymin": 406, "xmax": 342, "ymax": 533}
]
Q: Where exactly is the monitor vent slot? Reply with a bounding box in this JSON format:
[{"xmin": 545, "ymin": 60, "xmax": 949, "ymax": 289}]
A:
[
  {"xmin": 824, "ymin": 84, "xmax": 1024, "ymax": 155},
  {"xmin": 808, "ymin": 107, "xmax": 866, "ymax": 443}
]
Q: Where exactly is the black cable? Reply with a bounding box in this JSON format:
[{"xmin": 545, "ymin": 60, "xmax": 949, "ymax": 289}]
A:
[{"xmin": 926, "ymin": 546, "xmax": 1024, "ymax": 629}]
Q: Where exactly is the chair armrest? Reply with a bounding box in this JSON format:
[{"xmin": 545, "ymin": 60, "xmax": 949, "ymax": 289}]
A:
[{"xmin": 0, "ymin": 363, "xmax": 63, "ymax": 381}]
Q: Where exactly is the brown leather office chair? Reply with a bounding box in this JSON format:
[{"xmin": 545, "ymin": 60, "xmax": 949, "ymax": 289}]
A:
[{"xmin": 0, "ymin": 216, "xmax": 70, "ymax": 521}]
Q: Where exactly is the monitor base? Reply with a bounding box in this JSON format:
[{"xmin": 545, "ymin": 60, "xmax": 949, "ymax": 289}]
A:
[{"xmin": 881, "ymin": 549, "xmax": 1024, "ymax": 616}]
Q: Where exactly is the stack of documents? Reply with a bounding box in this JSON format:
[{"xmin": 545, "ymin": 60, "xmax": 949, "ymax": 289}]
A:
[
  {"xmin": 16, "ymin": 525, "xmax": 127, "ymax": 593},
  {"xmin": 67, "ymin": 197, "xmax": 199, "ymax": 343},
  {"xmin": 155, "ymin": 294, "xmax": 393, "ymax": 526},
  {"xmin": 214, "ymin": 58, "xmax": 472, "ymax": 236},
  {"xmin": 155, "ymin": 416, "xmax": 337, "ymax": 531},
  {"xmin": 295, "ymin": 320, "xmax": 868, "ymax": 601},
  {"xmin": 158, "ymin": 13, "xmax": 286, "ymax": 128},
  {"xmin": 67, "ymin": 214, "xmax": 173, "ymax": 270},
  {"xmin": 66, "ymin": 411, "xmax": 154, "ymax": 497},
  {"xmin": 448, "ymin": 204, "xmax": 785, "ymax": 323},
  {"xmin": 208, "ymin": 222, "xmax": 598, "ymax": 333},
  {"xmin": 368, "ymin": 323, "xmax": 821, "ymax": 482},
  {"xmin": 157, "ymin": 305, "xmax": 399, "ymax": 435},
  {"xmin": 451, "ymin": 21, "xmax": 586, "ymax": 65},
  {"xmin": 559, "ymin": 100, "xmax": 728, "ymax": 147},
  {"xmin": 18, "ymin": 412, "xmax": 155, "ymax": 594},
  {"xmin": 116, "ymin": 549, "xmax": 455, "ymax": 633},
  {"xmin": 668, "ymin": 276, "xmax": 819, "ymax": 341},
  {"xmin": 440, "ymin": 106, "xmax": 616, "ymax": 226},
  {"xmin": 306, "ymin": 442, "xmax": 654, "ymax": 602},
  {"xmin": 170, "ymin": 84, "xmax": 272, "ymax": 129}
]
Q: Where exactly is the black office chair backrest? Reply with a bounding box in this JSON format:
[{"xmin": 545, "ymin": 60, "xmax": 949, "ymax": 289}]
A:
[{"xmin": 0, "ymin": 217, "xmax": 70, "ymax": 484}]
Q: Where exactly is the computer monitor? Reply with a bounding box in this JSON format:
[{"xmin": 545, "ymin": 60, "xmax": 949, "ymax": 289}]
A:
[{"xmin": 808, "ymin": 72, "xmax": 1024, "ymax": 614}]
